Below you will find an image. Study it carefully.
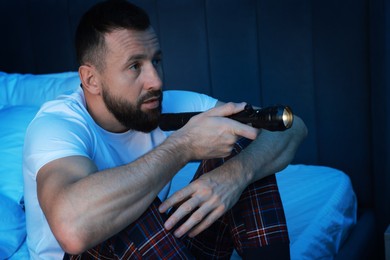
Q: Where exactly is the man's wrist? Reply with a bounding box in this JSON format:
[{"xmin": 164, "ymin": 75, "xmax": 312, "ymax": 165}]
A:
[
  {"xmin": 165, "ymin": 131, "xmax": 193, "ymax": 162},
  {"xmin": 223, "ymin": 155, "xmax": 256, "ymax": 188}
]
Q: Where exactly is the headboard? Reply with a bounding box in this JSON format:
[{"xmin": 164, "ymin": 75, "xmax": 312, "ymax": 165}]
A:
[{"xmin": 0, "ymin": 0, "xmax": 389, "ymax": 246}]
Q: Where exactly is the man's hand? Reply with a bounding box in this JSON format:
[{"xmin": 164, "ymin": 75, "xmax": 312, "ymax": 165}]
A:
[
  {"xmin": 158, "ymin": 159, "xmax": 248, "ymax": 238},
  {"xmin": 171, "ymin": 102, "xmax": 259, "ymax": 160}
]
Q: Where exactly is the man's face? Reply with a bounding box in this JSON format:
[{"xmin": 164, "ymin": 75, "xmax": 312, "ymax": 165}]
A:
[
  {"xmin": 99, "ymin": 27, "xmax": 163, "ymax": 132},
  {"xmin": 102, "ymin": 84, "xmax": 162, "ymax": 133}
]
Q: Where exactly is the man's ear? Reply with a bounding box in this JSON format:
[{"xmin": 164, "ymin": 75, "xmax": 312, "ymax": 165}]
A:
[{"xmin": 79, "ymin": 65, "xmax": 101, "ymax": 95}]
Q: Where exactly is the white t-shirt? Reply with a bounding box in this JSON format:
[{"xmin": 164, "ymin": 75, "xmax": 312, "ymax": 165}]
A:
[{"xmin": 23, "ymin": 87, "xmax": 217, "ymax": 259}]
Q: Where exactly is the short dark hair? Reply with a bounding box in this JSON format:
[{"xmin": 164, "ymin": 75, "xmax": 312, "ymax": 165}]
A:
[{"xmin": 75, "ymin": 0, "xmax": 151, "ymax": 70}]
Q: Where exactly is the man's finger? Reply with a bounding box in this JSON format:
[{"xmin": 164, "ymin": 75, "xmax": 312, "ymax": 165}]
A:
[
  {"xmin": 159, "ymin": 187, "xmax": 192, "ymax": 213},
  {"xmin": 188, "ymin": 205, "xmax": 225, "ymax": 238},
  {"xmin": 204, "ymin": 102, "xmax": 247, "ymax": 117},
  {"xmin": 229, "ymin": 119, "xmax": 259, "ymax": 140},
  {"xmin": 173, "ymin": 203, "xmax": 213, "ymax": 238},
  {"xmin": 162, "ymin": 196, "xmax": 200, "ymax": 231}
]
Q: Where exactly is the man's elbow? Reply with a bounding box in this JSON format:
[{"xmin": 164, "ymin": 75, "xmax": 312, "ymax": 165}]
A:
[{"xmin": 53, "ymin": 221, "xmax": 91, "ymax": 255}]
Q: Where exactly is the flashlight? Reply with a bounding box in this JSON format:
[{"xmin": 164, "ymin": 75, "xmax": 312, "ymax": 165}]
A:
[{"xmin": 159, "ymin": 104, "xmax": 294, "ymax": 131}]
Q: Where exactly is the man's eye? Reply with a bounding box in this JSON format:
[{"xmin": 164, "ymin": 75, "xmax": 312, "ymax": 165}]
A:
[
  {"xmin": 129, "ymin": 63, "xmax": 140, "ymax": 71},
  {"xmin": 152, "ymin": 58, "xmax": 161, "ymax": 67}
]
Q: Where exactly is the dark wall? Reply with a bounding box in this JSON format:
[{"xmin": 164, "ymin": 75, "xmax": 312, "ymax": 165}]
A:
[
  {"xmin": 370, "ymin": 0, "xmax": 390, "ymax": 242},
  {"xmin": 0, "ymin": 0, "xmax": 388, "ymax": 246}
]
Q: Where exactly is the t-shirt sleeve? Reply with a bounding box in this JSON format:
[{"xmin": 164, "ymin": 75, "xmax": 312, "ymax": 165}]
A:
[
  {"xmin": 162, "ymin": 90, "xmax": 218, "ymax": 113},
  {"xmin": 23, "ymin": 113, "xmax": 92, "ymax": 181}
]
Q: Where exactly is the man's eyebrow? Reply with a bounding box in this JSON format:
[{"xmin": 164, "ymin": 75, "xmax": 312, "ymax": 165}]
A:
[
  {"xmin": 126, "ymin": 50, "xmax": 162, "ymax": 64},
  {"xmin": 127, "ymin": 54, "xmax": 147, "ymax": 63}
]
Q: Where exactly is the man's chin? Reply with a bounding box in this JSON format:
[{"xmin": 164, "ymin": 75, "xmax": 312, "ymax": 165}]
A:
[
  {"xmin": 120, "ymin": 107, "xmax": 162, "ymax": 132},
  {"xmin": 135, "ymin": 122, "xmax": 160, "ymax": 133},
  {"xmin": 131, "ymin": 115, "xmax": 161, "ymax": 133},
  {"xmin": 142, "ymin": 105, "xmax": 162, "ymax": 114}
]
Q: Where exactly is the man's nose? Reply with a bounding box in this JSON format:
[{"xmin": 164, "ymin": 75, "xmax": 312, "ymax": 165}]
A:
[{"xmin": 144, "ymin": 64, "xmax": 162, "ymax": 91}]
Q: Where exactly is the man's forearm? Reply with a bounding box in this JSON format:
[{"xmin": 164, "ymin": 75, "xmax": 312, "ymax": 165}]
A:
[{"xmin": 227, "ymin": 115, "xmax": 307, "ymax": 184}]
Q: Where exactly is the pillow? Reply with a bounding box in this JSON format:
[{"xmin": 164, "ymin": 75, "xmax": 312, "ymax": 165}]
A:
[
  {"xmin": 0, "ymin": 194, "xmax": 26, "ymax": 259},
  {"xmin": 276, "ymin": 164, "xmax": 357, "ymax": 259},
  {"xmin": 0, "ymin": 71, "xmax": 80, "ymax": 109},
  {"xmin": 0, "ymin": 106, "xmax": 39, "ymax": 203}
]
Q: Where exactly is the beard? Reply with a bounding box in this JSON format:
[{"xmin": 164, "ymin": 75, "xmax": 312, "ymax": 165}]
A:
[{"xmin": 102, "ymin": 87, "xmax": 163, "ymax": 133}]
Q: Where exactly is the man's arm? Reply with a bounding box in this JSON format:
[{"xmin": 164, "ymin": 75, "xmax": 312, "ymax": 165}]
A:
[
  {"xmin": 37, "ymin": 102, "xmax": 258, "ymax": 254},
  {"xmin": 37, "ymin": 142, "xmax": 186, "ymax": 255},
  {"xmin": 159, "ymin": 101, "xmax": 308, "ymax": 238}
]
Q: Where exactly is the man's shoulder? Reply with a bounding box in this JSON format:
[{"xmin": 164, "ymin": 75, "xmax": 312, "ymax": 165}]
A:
[
  {"xmin": 26, "ymin": 90, "xmax": 93, "ymax": 141},
  {"xmin": 35, "ymin": 89, "xmax": 88, "ymax": 122}
]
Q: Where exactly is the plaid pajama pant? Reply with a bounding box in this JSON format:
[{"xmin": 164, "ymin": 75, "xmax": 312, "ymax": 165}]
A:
[{"xmin": 65, "ymin": 138, "xmax": 290, "ymax": 259}]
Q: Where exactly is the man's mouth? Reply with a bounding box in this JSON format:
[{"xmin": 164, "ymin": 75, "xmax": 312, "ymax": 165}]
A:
[{"xmin": 142, "ymin": 96, "xmax": 161, "ymax": 110}]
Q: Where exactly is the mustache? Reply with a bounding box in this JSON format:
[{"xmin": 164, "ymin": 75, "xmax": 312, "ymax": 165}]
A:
[{"xmin": 139, "ymin": 90, "xmax": 163, "ymax": 103}]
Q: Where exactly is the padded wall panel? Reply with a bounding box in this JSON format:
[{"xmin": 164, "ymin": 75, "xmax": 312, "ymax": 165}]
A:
[
  {"xmin": 370, "ymin": 0, "xmax": 390, "ymax": 240},
  {"xmin": 26, "ymin": 0, "xmax": 76, "ymax": 74},
  {"xmin": 256, "ymin": 0, "xmax": 318, "ymax": 164},
  {"xmin": 312, "ymin": 0, "xmax": 371, "ymax": 207},
  {"xmin": 206, "ymin": 0, "xmax": 261, "ymax": 105},
  {"xmin": 157, "ymin": 0, "xmax": 211, "ymax": 94},
  {"xmin": 0, "ymin": 0, "xmax": 35, "ymax": 73}
]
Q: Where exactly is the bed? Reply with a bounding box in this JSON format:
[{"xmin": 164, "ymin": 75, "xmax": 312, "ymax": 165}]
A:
[{"xmin": 0, "ymin": 71, "xmax": 357, "ymax": 259}]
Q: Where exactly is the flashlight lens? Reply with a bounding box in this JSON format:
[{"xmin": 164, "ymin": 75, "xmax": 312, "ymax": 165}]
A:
[{"xmin": 282, "ymin": 107, "xmax": 293, "ymax": 128}]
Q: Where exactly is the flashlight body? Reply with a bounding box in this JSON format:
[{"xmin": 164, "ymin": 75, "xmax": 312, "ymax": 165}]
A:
[{"xmin": 159, "ymin": 104, "xmax": 293, "ymax": 131}]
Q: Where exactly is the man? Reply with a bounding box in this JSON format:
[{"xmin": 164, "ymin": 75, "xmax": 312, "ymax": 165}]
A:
[{"xmin": 23, "ymin": 0, "xmax": 307, "ymax": 259}]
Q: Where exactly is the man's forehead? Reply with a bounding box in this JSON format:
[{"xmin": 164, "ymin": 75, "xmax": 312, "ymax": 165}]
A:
[{"xmin": 105, "ymin": 27, "xmax": 160, "ymax": 55}]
